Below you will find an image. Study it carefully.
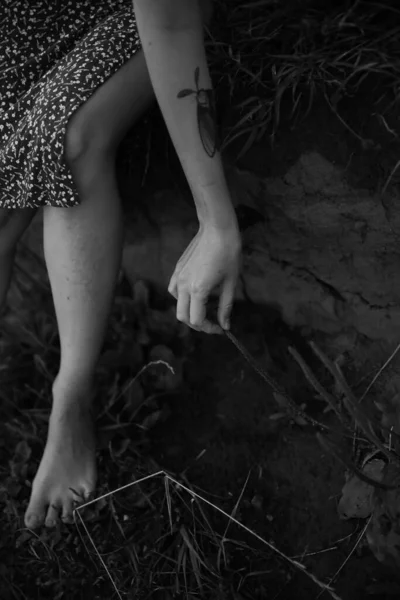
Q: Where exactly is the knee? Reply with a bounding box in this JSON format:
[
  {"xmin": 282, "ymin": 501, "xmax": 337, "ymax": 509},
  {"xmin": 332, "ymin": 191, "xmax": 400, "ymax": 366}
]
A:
[{"xmin": 64, "ymin": 109, "xmax": 115, "ymax": 171}]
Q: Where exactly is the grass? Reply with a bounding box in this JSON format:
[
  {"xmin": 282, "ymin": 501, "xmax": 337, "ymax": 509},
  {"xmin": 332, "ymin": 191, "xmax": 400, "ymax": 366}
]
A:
[
  {"xmin": 207, "ymin": 0, "xmax": 400, "ymax": 157},
  {"xmin": 3, "ymin": 0, "xmax": 400, "ymax": 597},
  {"xmin": 0, "ymin": 246, "xmax": 277, "ymax": 599},
  {"xmin": 73, "ymin": 471, "xmax": 277, "ymax": 599},
  {"xmin": 3, "ymin": 243, "xmax": 398, "ymax": 598},
  {"xmin": 1, "ymin": 245, "xmax": 347, "ymax": 599}
]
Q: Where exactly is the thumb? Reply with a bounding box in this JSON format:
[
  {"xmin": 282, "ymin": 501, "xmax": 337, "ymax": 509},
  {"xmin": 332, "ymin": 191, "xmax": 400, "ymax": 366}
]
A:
[{"xmin": 218, "ymin": 277, "xmax": 236, "ymax": 330}]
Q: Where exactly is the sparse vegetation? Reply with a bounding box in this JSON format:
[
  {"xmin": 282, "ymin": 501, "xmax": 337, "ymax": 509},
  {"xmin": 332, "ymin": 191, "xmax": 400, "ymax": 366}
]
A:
[{"xmin": 3, "ymin": 1, "xmax": 400, "ymax": 598}]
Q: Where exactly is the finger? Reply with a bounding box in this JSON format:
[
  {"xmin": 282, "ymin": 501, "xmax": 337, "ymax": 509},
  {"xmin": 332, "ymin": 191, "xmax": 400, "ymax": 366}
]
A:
[
  {"xmin": 201, "ymin": 320, "xmax": 223, "ymax": 335},
  {"xmin": 168, "ymin": 274, "xmax": 178, "ymax": 299},
  {"xmin": 168, "ymin": 234, "xmax": 201, "ymax": 299},
  {"xmin": 176, "ymin": 289, "xmax": 191, "ymax": 325},
  {"xmin": 189, "ymin": 289, "xmax": 224, "ymax": 334},
  {"xmin": 218, "ymin": 277, "xmax": 236, "ymax": 330},
  {"xmin": 189, "ymin": 289, "xmax": 208, "ymax": 330}
]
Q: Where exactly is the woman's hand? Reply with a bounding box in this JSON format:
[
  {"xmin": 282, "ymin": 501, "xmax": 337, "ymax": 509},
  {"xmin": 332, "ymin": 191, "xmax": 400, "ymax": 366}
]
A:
[{"xmin": 168, "ymin": 221, "xmax": 241, "ymax": 334}]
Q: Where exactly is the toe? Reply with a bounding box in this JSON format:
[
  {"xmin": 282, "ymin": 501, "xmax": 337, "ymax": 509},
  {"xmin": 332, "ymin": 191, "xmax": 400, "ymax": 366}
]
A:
[
  {"xmin": 45, "ymin": 503, "xmax": 60, "ymax": 528},
  {"xmin": 80, "ymin": 483, "xmax": 96, "ymax": 503},
  {"xmin": 83, "ymin": 489, "xmax": 95, "ymax": 502},
  {"xmin": 61, "ymin": 498, "xmax": 75, "ymax": 525},
  {"xmin": 25, "ymin": 511, "xmax": 46, "ymax": 530},
  {"xmin": 25, "ymin": 496, "xmax": 47, "ymax": 529}
]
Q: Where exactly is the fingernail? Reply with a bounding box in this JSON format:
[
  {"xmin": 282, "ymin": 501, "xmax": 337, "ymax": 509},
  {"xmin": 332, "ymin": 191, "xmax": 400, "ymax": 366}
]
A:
[{"xmin": 224, "ymin": 319, "xmax": 230, "ymax": 330}]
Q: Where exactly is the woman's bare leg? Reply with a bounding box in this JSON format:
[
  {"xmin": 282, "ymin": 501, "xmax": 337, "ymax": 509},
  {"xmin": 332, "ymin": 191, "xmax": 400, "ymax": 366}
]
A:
[
  {"xmin": 24, "ymin": 50, "xmax": 155, "ymax": 529},
  {"xmin": 0, "ymin": 208, "xmax": 37, "ymax": 311}
]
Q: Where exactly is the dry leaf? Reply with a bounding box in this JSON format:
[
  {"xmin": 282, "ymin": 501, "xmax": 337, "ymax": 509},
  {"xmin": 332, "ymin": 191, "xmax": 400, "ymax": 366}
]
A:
[{"xmin": 338, "ymin": 459, "xmax": 385, "ymax": 520}]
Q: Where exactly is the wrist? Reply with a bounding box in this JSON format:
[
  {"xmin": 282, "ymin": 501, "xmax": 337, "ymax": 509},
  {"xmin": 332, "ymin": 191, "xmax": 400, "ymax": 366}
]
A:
[
  {"xmin": 194, "ymin": 186, "xmax": 238, "ymax": 230},
  {"xmin": 199, "ymin": 206, "xmax": 238, "ymax": 233}
]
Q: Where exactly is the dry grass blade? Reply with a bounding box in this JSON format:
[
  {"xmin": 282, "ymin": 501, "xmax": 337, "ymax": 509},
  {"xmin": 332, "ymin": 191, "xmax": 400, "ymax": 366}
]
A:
[
  {"xmin": 74, "ymin": 510, "xmax": 124, "ymax": 600},
  {"xmin": 309, "ymin": 341, "xmax": 398, "ymax": 463},
  {"xmin": 72, "ymin": 471, "xmax": 343, "ymax": 599},
  {"xmin": 97, "ymin": 359, "xmax": 174, "ymax": 419},
  {"xmin": 217, "ymin": 470, "xmax": 251, "ymax": 570},
  {"xmin": 164, "ymin": 475, "xmax": 173, "ymax": 534},
  {"xmin": 225, "ymin": 330, "xmax": 331, "ymax": 431},
  {"xmin": 288, "ymin": 346, "xmax": 344, "ymax": 423},
  {"xmin": 359, "ymin": 342, "xmax": 400, "ymax": 403},
  {"xmin": 324, "ymin": 92, "xmax": 373, "ymax": 148},
  {"xmin": 222, "ymin": 470, "xmax": 250, "ymax": 541},
  {"xmin": 210, "ymin": 0, "xmax": 400, "ymax": 155},
  {"xmin": 165, "ymin": 474, "xmax": 342, "ymax": 600},
  {"xmin": 180, "ymin": 525, "xmax": 204, "ymax": 592},
  {"xmin": 316, "ymin": 515, "xmax": 372, "ymax": 599},
  {"xmin": 381, "ymin": 159, "xmax": 400, "ymax": 199}
]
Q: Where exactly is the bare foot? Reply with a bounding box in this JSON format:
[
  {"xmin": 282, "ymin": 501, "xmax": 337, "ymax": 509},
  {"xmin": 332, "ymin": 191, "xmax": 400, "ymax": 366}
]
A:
[{"xmin": 24, "ymin": 388, "xmax": 96, "ymax": 529}]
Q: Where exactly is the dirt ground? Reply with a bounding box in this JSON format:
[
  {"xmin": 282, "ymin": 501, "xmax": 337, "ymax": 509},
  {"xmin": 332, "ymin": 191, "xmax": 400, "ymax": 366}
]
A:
[
  {"xmin": 2, "ymin": 79, "xmax": 400, "ymax": 598},
  {"xmin": 148, "ymin": 301, "xmax": 397, "ymax": 599},
  {"xmin": 133, "ymin": 81, "xmax": 400, "ymax": 598}
]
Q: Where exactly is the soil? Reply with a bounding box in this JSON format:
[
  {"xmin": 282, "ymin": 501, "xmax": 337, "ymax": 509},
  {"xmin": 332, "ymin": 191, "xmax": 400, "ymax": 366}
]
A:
[
  {"xmin": 147, "ymin": 301, "xmax": 398, "ymax": 600},
  {"xmin": 2, "ymin": 76, "xmax": 400, "ymax": 598},
  {"xmin": 119, "ymin": 79, "xmax": 400, "ymax": 598}
]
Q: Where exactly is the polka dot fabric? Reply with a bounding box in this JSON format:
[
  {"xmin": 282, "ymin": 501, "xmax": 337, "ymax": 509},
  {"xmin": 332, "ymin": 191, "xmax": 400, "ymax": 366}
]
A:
[{"xmin": 0, "ymin": 0, "xmax": 142, "ymax": 208}]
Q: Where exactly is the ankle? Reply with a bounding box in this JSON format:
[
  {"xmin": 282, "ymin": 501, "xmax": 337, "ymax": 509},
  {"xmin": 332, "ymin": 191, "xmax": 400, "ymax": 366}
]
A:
[{"xmin": 52, "ymin": 372, "xmax": 94, "ymax": 412}]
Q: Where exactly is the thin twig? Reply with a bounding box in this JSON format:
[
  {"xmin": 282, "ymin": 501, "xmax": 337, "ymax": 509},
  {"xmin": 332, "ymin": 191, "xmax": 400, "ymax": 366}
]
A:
[
  {"xmin": 359, "ymin": 342, "xmax": 400, "ymax": 403},
  {"xmin": 74, "ymin": 510, "xmax": 124, "ymax": 600},
  {"xmin": 224, "ymin": 330, "xmax": 331, "ymax": 431}
]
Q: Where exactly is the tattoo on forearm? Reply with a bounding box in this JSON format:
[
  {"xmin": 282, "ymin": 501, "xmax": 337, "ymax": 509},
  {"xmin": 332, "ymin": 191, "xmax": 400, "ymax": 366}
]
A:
[{"xmin": 177, "ymin": 67, "xmax": 220, "ymax": 158}]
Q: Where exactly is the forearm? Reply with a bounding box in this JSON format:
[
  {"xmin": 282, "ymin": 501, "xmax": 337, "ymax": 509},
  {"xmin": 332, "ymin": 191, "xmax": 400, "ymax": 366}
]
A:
[{"xmin": 133, "ymin": 0, "xmax": 236, "ymax": 228}]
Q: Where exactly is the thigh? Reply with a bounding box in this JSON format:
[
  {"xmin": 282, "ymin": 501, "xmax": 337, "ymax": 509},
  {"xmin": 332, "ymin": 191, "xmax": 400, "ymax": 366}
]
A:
[
  {"xmin": 65, "ymin": 49, "xmax": 155, "ymax": 161},
  {"xmin": 0, "ymin": 3, "xmax": 151, "ymax": 208}
]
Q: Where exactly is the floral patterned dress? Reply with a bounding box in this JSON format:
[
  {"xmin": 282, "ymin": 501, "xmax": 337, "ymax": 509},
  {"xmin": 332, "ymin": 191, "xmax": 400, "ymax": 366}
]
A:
[{"xmin": 0, "ymin": 0, "xmax": 142, "ymax": 209}]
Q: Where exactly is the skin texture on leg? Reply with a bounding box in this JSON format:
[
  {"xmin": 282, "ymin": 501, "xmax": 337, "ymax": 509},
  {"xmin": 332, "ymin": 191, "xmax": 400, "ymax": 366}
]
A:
[
  {"xmin": 24, "ymin": 49, "xmax": 155, "ymax": 529},
  {"xmin": 0, "ymin": 208, "xmax": 37, "ymax": 312}
]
